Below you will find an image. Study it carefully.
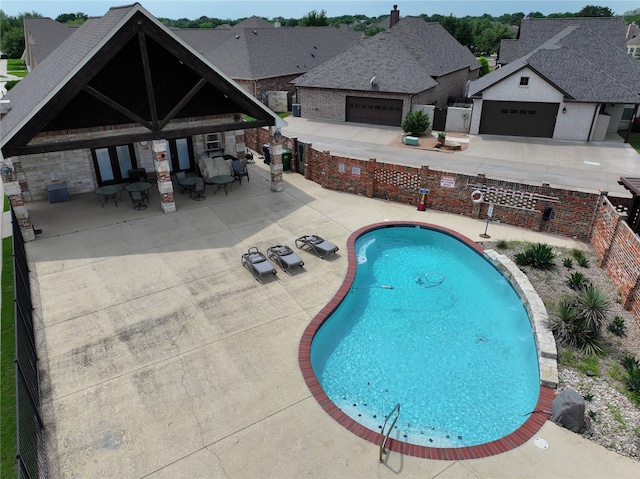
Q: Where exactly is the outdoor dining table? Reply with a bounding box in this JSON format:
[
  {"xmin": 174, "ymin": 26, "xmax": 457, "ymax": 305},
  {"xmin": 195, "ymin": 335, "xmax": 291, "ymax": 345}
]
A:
[
  {"xmin": 124, "ymin": 181, "xmax": 152, "ymax": 193},
  {"xmin": 178, "ymin": 176, "xmax": 205, "ymax": 200},
  {"xmin": 94, "ymin": 184, "xmax": 124, "ymax": 207},
  {"xmin": 206, "ymin": 175, "xmax": 235, "ymax": 196}
]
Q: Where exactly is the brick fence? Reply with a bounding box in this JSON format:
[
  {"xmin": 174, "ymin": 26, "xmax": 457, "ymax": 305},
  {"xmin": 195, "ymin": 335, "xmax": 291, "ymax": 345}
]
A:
[{"xmin": 245, "ymin": 127, "xmax": 640, "ymax": 324}]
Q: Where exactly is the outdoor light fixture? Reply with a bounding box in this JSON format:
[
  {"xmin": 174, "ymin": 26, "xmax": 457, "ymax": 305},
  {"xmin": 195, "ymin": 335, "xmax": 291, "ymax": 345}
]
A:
[
  {"xmin": 273, "ymin": 129, "xmax": 282, "ymax": 141},
  {"xmin": 562, "ymin": 106, "xmax": 567, "ymax": 114}
]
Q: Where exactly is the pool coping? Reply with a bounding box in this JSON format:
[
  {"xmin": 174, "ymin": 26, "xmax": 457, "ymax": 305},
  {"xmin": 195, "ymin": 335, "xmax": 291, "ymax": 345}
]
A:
[{"xmin": 298, "ymin": 221, "xmax": 557, "ymax": 460}]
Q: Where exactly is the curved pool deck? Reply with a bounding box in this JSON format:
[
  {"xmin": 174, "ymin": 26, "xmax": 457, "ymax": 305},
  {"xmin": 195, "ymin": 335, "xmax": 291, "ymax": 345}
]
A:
[{"xmin": 299, "ymin": 221, "xmax": 557, "ymax": 460}]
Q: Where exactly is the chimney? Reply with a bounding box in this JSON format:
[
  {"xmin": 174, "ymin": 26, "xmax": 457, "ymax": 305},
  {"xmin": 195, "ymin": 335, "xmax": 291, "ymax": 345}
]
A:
[{"xmin": 390, "ymin": 5, "xmax": 400, "ymax": 28}]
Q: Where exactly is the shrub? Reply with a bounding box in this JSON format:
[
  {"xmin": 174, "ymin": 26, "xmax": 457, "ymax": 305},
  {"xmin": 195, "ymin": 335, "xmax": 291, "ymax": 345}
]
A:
[
  {"xmin": 567, "ymin": 271, "xmax": 590, "ymax": 290},
  {"xmin": 625, "ymin": 366, "xmax": 640, "ymax": 394},
  {"xmin": 621, "ymin": 354, "xmax": 640, "ymax": 372},
  {"xmin": 576, "ymin": 284, "xmax": 610, "ymax": 332},
  {"xmin": 550, "ymin": 295, "xmax": 604, "ymax": 355},
  {"xmin": 514, "ymin": 243, "xmax": 556, "ymax": 269},
  {"xmin": 571, "ymin": 249, "xmax": 590, "ymax": 267},
  {"xmin": 401, "ymin": 110, "xmax": 430, "ymax": 136},
  {"xmin": 563, "ymin": 257, "xmax": 573, "ymax": 269},
  {"xmin": 495, "ymin": 239, "xmax": 509, "ymax": 250},
  {"xmin": 607, "ymin": 316, "xmax": 626, "ymax": 337}
]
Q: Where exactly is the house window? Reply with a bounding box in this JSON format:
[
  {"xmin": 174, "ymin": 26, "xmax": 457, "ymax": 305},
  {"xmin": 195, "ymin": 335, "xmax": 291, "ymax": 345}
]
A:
[
  {"xmin": 519, "ymin": 76, "xmax": 529, "ymax": 86},
  {"xmin": 92, "ymin": 144, "xmax": 137, "ymax": 185}
]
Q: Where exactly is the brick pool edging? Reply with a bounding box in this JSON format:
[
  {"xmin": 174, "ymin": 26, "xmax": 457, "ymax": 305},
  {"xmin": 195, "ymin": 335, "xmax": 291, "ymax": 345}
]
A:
[{"xmin": 298, "ymin": 221, "xmax": 556, "ymax": 460}]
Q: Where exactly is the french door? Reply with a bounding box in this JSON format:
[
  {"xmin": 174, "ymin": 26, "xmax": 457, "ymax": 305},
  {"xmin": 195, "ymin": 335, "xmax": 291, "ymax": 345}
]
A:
[
  {"xmin": 92, "ymin": 144, "xmax": 136, "ymax": 185},
  {"xmin": 165, "ymin": 137, "xmax": 195, "ymax": 174}
]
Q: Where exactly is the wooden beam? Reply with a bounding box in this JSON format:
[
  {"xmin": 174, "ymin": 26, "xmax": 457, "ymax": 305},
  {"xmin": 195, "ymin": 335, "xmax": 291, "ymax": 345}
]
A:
[
  {"xmin": 158, "ymin": 78, "xmax": 207, "ymax": 130},
  {"xmin": 138, "ymin": 29, "xmax": 159, "ymax": 129},
  {"xmin": 83, "ymin": 85, "xmax": 153, "ymax": 129}
]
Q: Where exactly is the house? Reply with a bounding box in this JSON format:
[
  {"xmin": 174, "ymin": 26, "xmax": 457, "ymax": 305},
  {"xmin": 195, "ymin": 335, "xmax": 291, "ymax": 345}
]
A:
[
  {"xmin": 469, "ymin": 17, "xmax": 640, "ymax": 140},
  {"xmin": 1, "ymin": 3, "xmax": 284, "ymax": 241},
  {"xmin": 627, "ymin": 23, "xmax": 640, "ymax": 59},
  {"xmin": 292, "ymin": 13, "xmax": 480, "ymax": 127},
  {"xmin": 23, "ymin": 17, "xmax": 79, "ymax": 70}
]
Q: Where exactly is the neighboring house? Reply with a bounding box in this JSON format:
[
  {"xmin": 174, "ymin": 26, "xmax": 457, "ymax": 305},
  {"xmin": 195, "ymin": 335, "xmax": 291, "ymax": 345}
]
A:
[
  {"xmin": 292, "ymin": 15, "xmax": 480, "ymax": 127},
  {"xmin": 469, "ymin": 17, "xmax": 640, "ymax": 140},
  {"xmin": 628, "ymin": 27, "xmax": 640, "ymax": 59},
  {"xmin": 1, "ymin": 3, "xmax": 283, "ymax": 240},
  {"xmin": 23, "ymin": 14, "xmax": 361, "ymax": 112}
]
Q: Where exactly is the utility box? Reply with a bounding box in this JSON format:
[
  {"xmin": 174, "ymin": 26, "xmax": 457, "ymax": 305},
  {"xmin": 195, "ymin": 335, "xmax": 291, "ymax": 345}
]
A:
[
  {"xmin": 405, "ymin": 136, "xmax": 419, "ymax": 146},
  {"xmin": 292, "ymin": 104, "xmax": 301, "ymax": 117},
  {"xmin": 46, "ymin": 183, "xmax": 70, "ymax": 203}
]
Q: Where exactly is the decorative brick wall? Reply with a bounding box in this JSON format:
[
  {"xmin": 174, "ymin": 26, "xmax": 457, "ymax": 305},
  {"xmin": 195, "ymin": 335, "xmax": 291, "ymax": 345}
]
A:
[{"xmin": 591, "ymin": 198, "xmax": 640, "ymax": 325}]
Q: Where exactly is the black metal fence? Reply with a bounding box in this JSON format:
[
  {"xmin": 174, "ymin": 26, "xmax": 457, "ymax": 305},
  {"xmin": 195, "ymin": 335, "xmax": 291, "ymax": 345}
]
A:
[{"xmin": 11, "ymin": 207, "xmax": 48, "ymax": 478}]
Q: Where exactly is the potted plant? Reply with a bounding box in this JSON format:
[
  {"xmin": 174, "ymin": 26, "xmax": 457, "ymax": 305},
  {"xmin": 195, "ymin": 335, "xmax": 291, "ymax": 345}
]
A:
[{"xmin": 437, "ymin": 131, "xmax": 446, "ymax": 142}]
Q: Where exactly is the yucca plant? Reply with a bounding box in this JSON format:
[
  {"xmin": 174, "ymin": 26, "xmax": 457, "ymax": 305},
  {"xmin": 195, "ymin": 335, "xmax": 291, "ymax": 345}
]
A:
[
  {"xmin": 575, "ymin": 284, "xmax": 610, "ymax": 332},
  {"xmin": 607, "ymin": 316, "xmax": 626, "ymax": 337},
  {"xmin": 621, "ymin": 354, "xmax": 640, "ymax": 372},
  {"xmin": 625, "ymin": 366, "xmax": 640, "ymax": 394},
  {"xmin": 562, "ymin": 257, "xmax": 573, "ymax": 269},
  {"xmin": 566, "ymin": 271, "xmax": 590, "ymax": 290}
]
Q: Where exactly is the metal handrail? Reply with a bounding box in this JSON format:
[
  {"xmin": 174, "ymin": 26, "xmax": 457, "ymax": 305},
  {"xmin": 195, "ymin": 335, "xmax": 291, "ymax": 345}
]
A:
[{"xmin": 378, "ymin": 403, "xmax": 401, "ymax": 463}]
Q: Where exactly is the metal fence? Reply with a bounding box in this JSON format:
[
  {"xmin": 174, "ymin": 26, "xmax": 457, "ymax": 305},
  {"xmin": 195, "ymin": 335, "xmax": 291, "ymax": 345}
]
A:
[{"xmin": 11, "ymin": 207, "xmax": 48, "ymax": 479}]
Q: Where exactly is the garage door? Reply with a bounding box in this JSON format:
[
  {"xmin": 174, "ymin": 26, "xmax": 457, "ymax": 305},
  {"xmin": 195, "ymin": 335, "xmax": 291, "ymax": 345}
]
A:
[
  {"xmin": 345, "ymin": 96, "xmax": 403, "ymax": 126},
  {"xmin": 479, "ymin": 101, "xmax": 558, "ymax": 137}
]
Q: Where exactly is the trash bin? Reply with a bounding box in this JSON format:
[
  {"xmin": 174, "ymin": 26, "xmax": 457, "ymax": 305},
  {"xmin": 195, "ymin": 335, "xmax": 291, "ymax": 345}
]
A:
[
  {"xmin": 292, "ymin": 104, "xmax": 301, "ymax": 117},
  {"xmin": 282, "ymin": 148, "xmax": 292, "ymax": 171},
  {"xmin": 262, "ymin": 144, "xmax": 271, "ymax": 164}
]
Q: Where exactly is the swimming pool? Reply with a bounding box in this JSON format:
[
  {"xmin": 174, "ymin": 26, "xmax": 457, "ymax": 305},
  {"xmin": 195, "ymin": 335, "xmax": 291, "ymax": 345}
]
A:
[{"xmin": 300, "ymin": 222, "xmax": 554, "ymax": 460}]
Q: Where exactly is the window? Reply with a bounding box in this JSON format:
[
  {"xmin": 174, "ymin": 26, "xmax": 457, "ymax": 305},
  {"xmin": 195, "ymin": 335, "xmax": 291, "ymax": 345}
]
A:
[
  {"xmin": 519, "ymin": 76, "xmax": 529, "ymax": 86},
  {"xmin": 92, "ymin": 144, "xmax": 137, "ymax": 185}
]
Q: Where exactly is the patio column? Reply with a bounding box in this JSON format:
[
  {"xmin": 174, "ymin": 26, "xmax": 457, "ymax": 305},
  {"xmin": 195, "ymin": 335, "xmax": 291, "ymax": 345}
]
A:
[
  {"xmin": 1, "ymin": 158, "xmax": 35, "ymax": 241},
  {"xmin": 152, "ymin": 140, "xmax": 176, "ymax": 213},
  {"xmin": 269, "ymin": 127, "xmax": 284, "ymax": 192}
]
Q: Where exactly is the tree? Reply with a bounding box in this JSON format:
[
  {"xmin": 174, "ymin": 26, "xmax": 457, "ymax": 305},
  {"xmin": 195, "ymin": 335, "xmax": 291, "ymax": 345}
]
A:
[
  {"xmin": 623, "ymin": 8, "xmax": 640, "ymax": 25},
  {"xmin": 55, "ymin": 12, "xmax": 88, "ymax": 24},
  {"xmin": 0, "ymin": 10, "xmax": 42, "ymax": 58},
  {"xmin": 401, "ymin": 110, "xmax": 430, "ymax": 136},
  {"xmin": 577, "ymin": 5, "xmax": 613, "ymax": 17},
  {"xmin": 478, "ymin": 56, "xmax": 490, "ymax": 76},
  {"xmin": 300, "ymin": 9, "xmax": 328, "ymax": 27}
]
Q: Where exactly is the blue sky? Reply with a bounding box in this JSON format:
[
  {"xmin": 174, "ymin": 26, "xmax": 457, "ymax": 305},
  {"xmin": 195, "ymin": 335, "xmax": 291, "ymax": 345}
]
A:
[{"xmin": 2, "ymin": 1, "xmax": 638, "ymax": 20}]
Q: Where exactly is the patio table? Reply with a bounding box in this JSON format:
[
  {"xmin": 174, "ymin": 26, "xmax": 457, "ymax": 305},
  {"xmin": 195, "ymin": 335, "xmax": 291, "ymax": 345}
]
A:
[
  {"xmin": 94, "ymin": 184, "xmax": 124, "ymax": 207},
  {"xmin": 206, "ymin": 175, "xmax": 235, "ymax": 196},
  {"xmin": 178, "ymin": 176, "xmax": 205, "ymax": 200}
]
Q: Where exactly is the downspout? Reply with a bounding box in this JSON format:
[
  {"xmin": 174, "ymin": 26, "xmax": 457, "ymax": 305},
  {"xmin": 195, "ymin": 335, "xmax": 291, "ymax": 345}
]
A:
[{"xmin": 587, "ymin": 103, "xmax": 601, "ymax": 142}]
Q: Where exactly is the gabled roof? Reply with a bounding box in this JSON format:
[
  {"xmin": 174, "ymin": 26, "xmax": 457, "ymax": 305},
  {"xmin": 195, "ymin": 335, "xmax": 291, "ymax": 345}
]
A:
[
  {"xmin": 470, "ymin": 24, "xmax": 640, "ymax": 104},
  {"xmin": 1, "ymin": 3, "xmax": 283, "ymax": 157},
  {"xmin": 23, "ymin": 17, "xmax": 77, "ymax": 68},
  {"xmin": 293, "ymin": 17, "xmax": 479, "ymax": 94},
  {"xmin": 174, "ymin": 25, "xmax": 360, "ymax": 81},
  {"xmin": 498, "ymin": 17, "xmax": 627, "ymax": 64}
]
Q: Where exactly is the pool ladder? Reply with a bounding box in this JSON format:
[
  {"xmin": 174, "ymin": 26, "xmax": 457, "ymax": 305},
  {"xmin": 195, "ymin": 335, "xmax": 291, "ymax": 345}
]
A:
[{"xmin": 378, "ymin": 403, "xmax": 401, "ymax": 463}]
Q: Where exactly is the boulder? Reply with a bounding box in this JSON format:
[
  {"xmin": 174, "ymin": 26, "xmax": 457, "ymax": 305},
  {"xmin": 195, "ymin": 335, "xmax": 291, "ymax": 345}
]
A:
[{"xmin": 551, "ymin": 389, "xmax": 585, "ymax": 433}]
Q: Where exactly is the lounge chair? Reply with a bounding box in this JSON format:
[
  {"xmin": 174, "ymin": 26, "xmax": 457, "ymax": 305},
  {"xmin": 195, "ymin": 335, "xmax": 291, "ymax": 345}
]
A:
[
  {"xmin": 295, "ymin": 235, "xmax": 339, "ymax": 259},
  {"xmin": 241, "ymin": 247, "xmax": 277, "ymax": 282},
  {"xmin": 267, "ymin": 245, "xmax": 304, "ymax": 273}
]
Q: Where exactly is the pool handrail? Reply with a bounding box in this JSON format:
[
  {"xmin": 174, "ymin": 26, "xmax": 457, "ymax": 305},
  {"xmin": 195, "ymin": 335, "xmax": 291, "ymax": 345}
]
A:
[{"xmin": 378, "ymin": 403, "xmax": 401, "ymax": 463}]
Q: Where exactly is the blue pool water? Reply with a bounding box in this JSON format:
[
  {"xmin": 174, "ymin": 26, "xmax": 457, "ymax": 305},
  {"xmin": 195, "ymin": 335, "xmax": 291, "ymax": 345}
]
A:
[{"xmin": 310, "ymin": 226, "xmax": 539, "ymax": 448}]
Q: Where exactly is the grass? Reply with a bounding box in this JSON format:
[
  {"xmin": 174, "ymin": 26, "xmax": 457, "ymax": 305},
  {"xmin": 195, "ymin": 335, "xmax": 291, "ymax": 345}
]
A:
[
  {"xmin": 627, "ymin": 131, "xmax": 640, "ymax": 154},
  {"xmin": 1, "ymin": 233, "xmax": 16, "ymax": 479},
  {"xmin": 5, "ymin": 59, "xmax": 27, "ymax": 78}
]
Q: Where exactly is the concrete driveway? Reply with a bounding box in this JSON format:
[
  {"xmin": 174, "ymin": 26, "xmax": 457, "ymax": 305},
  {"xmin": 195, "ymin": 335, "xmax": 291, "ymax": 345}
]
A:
[
  {"xmin": 24, "ymin": 161, "xmax": 639, "ymax": 478},
  {"xmin": 281, "ymin": 117, "xmax": 640, "ymax": 196}
]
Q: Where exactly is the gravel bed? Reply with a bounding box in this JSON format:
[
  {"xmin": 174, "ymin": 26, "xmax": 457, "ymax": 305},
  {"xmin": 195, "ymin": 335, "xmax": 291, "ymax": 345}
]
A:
[{"xmin": 483, "ymin": 241, "xmax": 640, "ymax": 461}]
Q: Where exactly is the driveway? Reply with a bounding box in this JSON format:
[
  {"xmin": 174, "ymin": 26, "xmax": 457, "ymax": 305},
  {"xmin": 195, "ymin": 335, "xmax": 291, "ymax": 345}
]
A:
[
  {"xmin": 281, "ymin": 117, "xmax": 640, "ymax": 196},
  {"xmin": 24, "ymin": 162, "xmax": 639, "ymax": 478}
]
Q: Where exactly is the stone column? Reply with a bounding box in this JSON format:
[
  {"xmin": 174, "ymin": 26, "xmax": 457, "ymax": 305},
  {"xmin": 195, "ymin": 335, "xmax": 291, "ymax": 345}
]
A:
[
  {"xmin": 1, "ymin": 159, "xmax": 35, "ymax": 241},
  {"xmin": 151, "ymin": 140, "xmax": 176, "ymax": 214},
  {"xmin": 269, "ymin": 127, "xmax": 284, "ymax": 192}
]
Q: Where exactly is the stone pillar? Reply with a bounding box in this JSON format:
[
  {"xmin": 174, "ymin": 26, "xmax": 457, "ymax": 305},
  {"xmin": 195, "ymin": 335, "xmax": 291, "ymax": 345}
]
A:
[
  {"xmin": 152, "ymin": 140, "xmax": 176, "ymax": 214},
  {"xmin": 269, "ymin": 127, "xmax": 284, "ymax": 192},
  {"xmin": 365, "ymin": 158, "xmax": 376, "ymax": 198},
  {"xmin": 1, "ymin": 159, "xmax": 35, "ymax": 241}
]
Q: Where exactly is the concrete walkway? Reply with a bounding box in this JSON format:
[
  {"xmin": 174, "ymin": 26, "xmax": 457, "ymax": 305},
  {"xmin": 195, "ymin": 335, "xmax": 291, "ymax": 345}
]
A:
[{"xmin": 21, "ymin": 162, "xmax": 638, "ymax": 478}]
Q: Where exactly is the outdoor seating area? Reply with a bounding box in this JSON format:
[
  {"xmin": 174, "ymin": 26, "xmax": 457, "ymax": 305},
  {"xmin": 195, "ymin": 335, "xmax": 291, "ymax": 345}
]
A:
[
  {"xmin": 295, "ymin": 234, "xmax": 340, "ymax": 259},
  {"xmin": 241, "ymin": 246, "xmax": 277, "ymax": 282},
  {"xmin": 267, "ymin": 245, "xmax": 304, "ymax": 273}
]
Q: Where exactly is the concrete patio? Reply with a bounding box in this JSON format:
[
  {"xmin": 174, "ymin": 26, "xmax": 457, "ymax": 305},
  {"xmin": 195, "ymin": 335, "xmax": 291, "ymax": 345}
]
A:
[{"xmin": 20, "ymin": 160, "xmax": 639, "ymax": 478}]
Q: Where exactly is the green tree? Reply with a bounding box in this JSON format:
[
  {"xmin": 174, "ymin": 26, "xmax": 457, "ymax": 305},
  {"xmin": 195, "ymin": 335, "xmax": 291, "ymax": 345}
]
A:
[
  {"xmin": 55, "ymin": 12, "xmax": 88, "ymax": 24},
  {"xmin": 478, "ymin": 56, "xmax": 490, "ymax": 76},
  {"xmin": 0, "ymin": 10, "xmax": 41, "ymax": 58},
  {"xmin": 300, "ymin": 9, "xmax": 328, "ymax": 27},
  {"xmin": 577, "ymin": 5, "xmax": 613, "ymax": 17},
  {"xmin": 364, "ymin": 26, "xmax": 385, "ymax": 36},
  {"xmin": 623, "ymin": 8, "xmax": 640, "ymax": 24},
  {"xmin": 401, "ymin": 110, "xmax": 430, "ymax": 135}
]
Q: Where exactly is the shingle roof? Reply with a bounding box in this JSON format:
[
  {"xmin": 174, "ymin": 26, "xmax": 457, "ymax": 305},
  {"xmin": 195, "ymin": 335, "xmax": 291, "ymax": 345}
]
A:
[
  {"xmin": 293, "ymin": 17, "xmax": 479, "ymax": 94},
  {"xmin": 23, "ymin": 17, "xmax": 77, "ymax": 68},
  {"xmin": 498, "ymin": 17, "xmax": 627, "ymax": 64},
  {"xmin": 470, "ymin": 24, "xmax": 640, "ymax": 104}
]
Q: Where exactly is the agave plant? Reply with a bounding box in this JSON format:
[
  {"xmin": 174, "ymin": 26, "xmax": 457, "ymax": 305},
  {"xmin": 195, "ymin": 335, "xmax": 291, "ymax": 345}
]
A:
[
  {"xmin": 620, "ymin": 354, "xmax": 640, "ymax": 372},
  {"xmin": 562, "ymin": 257, "xmax": 573, "ymax": 269},
  {"xmin": 514, "ymin": 243, "xmax": 556, "ymax": 269},
  {"xmin": 625, "ymin": 365, "xmax": 640, "ymax": 394},
  {"xmin": 607, "ymin": 316, "xmax": 626, "ymax": 337},
  {"xmin": 566, "ymin": 271, "xmax": 590, "ymax": 290},
  {"xmin": 575, "ymin": 284, "xmax": 610, "ymax": 332}
]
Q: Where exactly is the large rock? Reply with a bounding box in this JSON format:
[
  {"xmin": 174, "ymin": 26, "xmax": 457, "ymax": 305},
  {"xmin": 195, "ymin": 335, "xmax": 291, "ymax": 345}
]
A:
[{"xmin": 551, "ymin": 389, "xmax": 585, "ymax": 433}]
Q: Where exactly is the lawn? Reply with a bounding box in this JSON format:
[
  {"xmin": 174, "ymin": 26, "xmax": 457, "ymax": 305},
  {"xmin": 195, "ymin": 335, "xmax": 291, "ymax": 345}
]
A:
[
  {"xmin": 4, "ymin": 59, "xmax": 27, "ymax": 78},
  {"xmin": 627, "ymin": 131, "xmax": 640, "ymax": 154}
]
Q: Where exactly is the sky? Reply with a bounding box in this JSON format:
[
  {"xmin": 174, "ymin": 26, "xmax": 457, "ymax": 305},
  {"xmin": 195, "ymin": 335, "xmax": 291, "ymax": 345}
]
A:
[{"xmin": 2, "ymin": 0, "xmax": 638, "ymax": 20}]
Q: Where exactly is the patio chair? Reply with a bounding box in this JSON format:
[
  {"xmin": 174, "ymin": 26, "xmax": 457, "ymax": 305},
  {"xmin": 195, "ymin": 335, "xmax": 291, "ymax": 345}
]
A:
[
  {"xmin": 267, "ymin": 245, "xmax": 304, "ymax": 273},
  {"xmin": 127, "ymin": 168, "xmax": 147, "ymax": 182},
  {"xmin": 190, "ymin": 178, "xmax": 206, "ymax": 201},
  {"xmin": 295, "ymin": 235, "xmax": 339, "ymax": 259},
  {"xmin": 241, "ymin": 247, "xmax": 277, "ymax": 282},
  {"xmin": 129, "ymin": 190, "xmax": 147, "ymax": 210},
  {"xmin": 231, "ymin": 158, "xmax": 249, "ymax": 184}
]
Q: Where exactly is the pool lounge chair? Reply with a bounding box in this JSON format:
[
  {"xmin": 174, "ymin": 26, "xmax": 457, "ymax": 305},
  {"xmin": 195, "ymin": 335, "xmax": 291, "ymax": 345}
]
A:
[
  {"xmin": 295, "ymin": 235, "xmax": 339, "ymax": 259},
  {"xmin": 267, "ymin": 245, "xmax": 304, "ymax": 273},
  {"xmin": 241, "ymin": 247, "xmax": 277, "ymax": 282}
]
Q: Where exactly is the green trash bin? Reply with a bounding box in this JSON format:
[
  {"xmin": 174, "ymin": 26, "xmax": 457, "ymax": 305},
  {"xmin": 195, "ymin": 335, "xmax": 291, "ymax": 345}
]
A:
[{"xmin": 281, "ymin": 148, "xmax": 292, "ymax": 171}]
